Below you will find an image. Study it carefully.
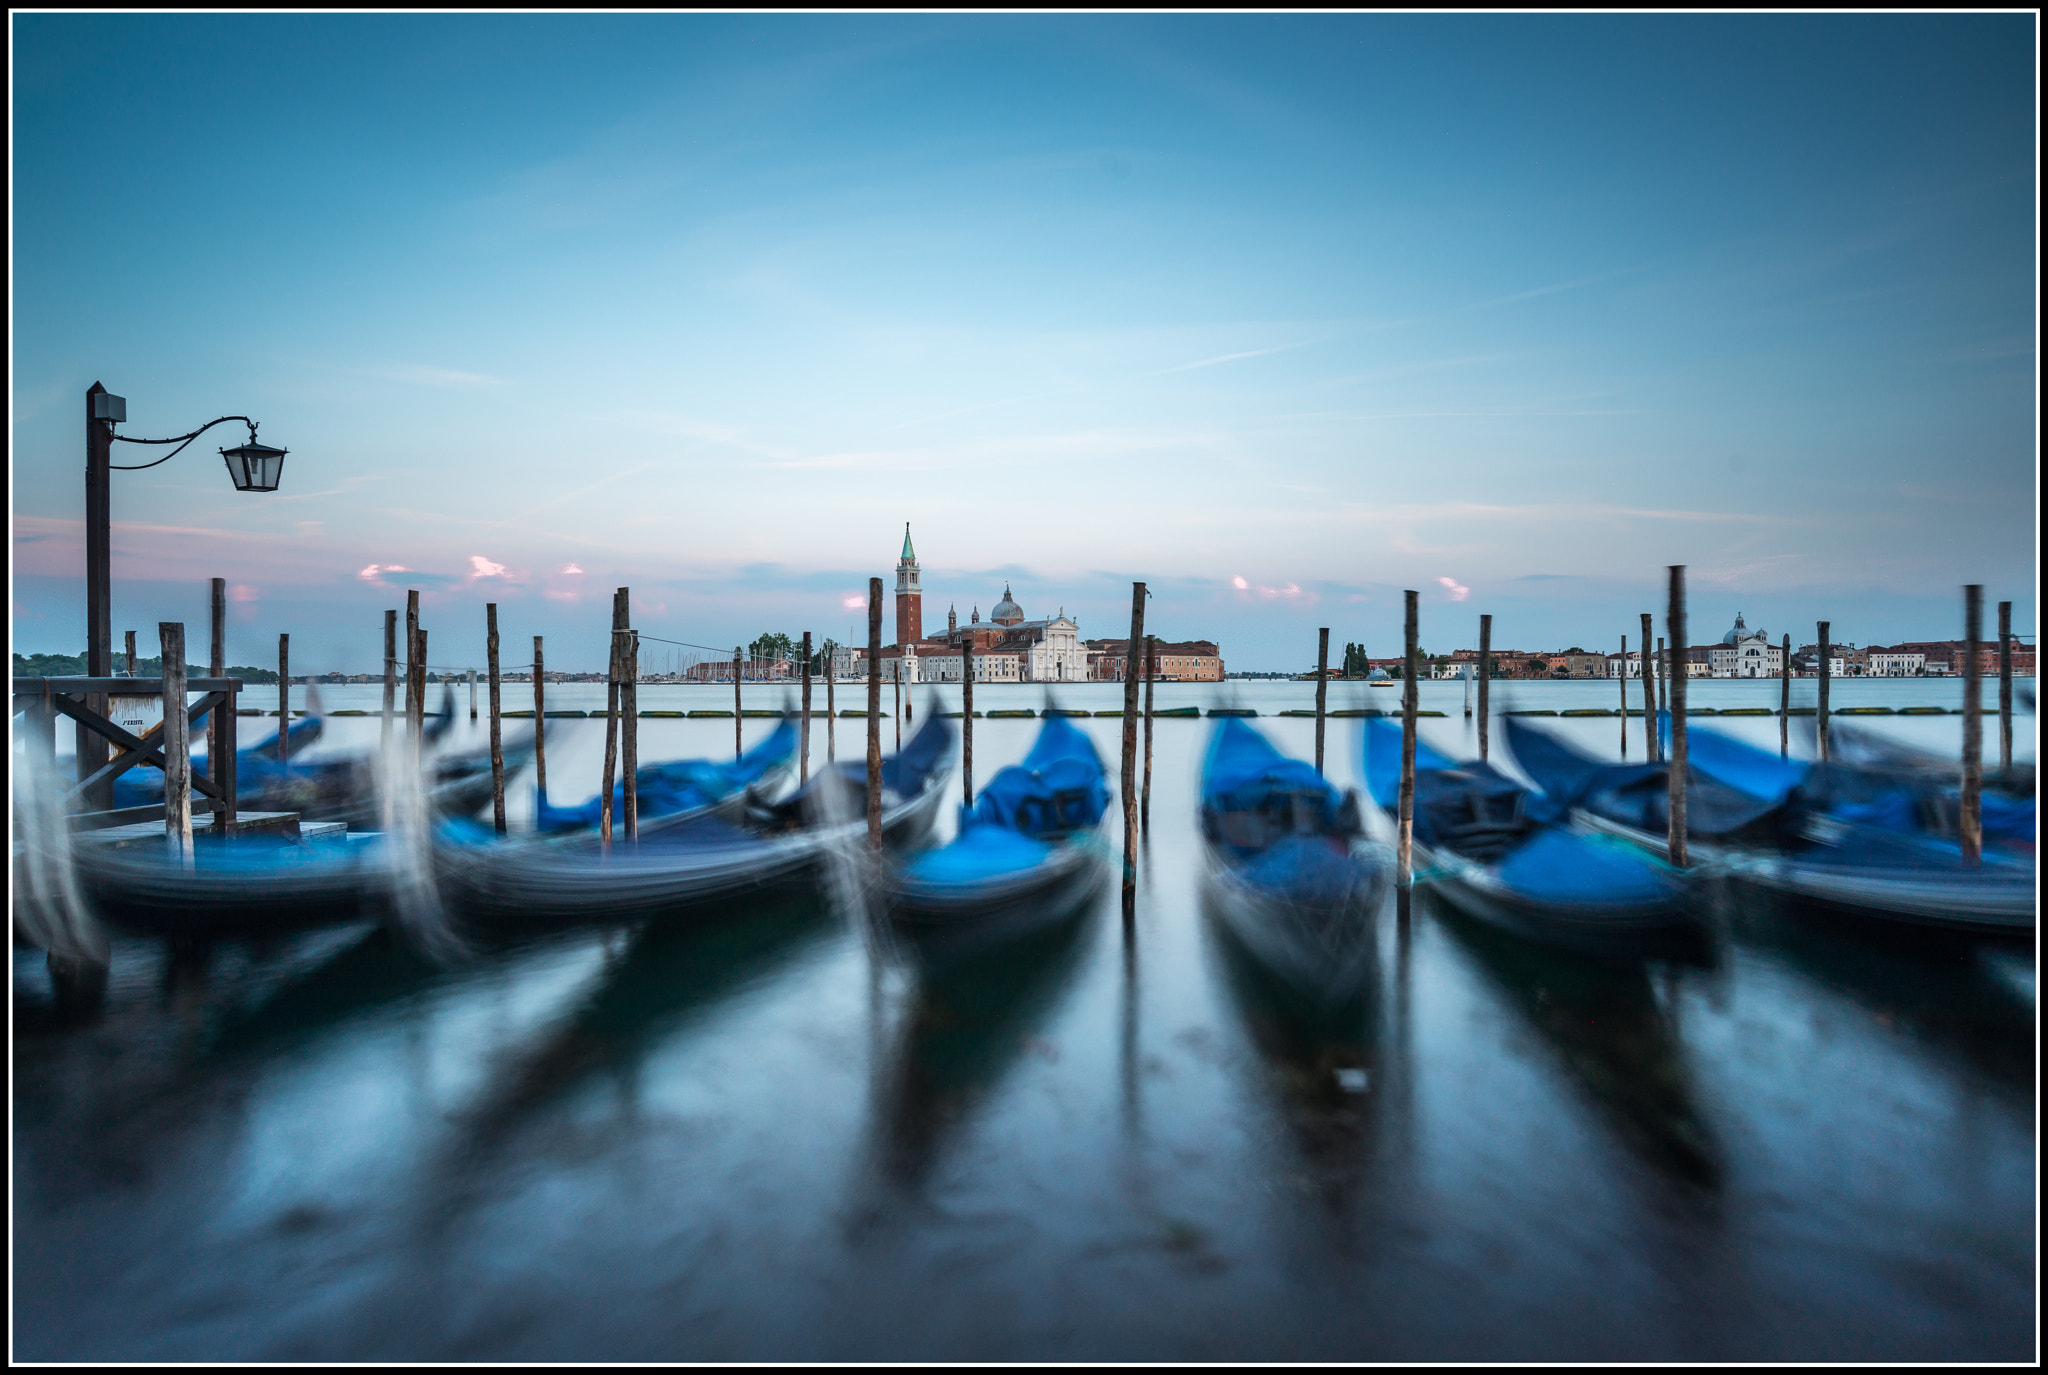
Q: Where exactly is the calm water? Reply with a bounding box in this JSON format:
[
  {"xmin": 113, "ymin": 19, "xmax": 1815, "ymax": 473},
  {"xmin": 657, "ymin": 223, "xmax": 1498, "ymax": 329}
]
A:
[{"xmin": 14, "ymin": 680, "xmax": 2037, "ymax": 1359}]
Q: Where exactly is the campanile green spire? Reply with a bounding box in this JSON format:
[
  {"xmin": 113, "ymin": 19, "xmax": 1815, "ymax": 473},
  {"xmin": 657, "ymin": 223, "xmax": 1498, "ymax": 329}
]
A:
[{"xmin": 902, "ymin": 522, "xmax": 916, "ymax": 561}]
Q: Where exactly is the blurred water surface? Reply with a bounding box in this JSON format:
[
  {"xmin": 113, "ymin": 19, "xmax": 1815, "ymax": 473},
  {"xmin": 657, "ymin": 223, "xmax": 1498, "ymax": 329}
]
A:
[{"xmin": 13, "ymin": 680, "xmax": 2035, "ymax": 1360}]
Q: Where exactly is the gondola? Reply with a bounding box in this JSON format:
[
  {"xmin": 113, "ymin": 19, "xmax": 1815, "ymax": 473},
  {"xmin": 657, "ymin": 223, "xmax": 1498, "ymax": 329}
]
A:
[
  {"xmin": 1198, "ymin": 716, "xmax": 1388, "ymax": 1000},
  {"xmin": 441, "ymin": 713, "xmax": 956, "ymax": 932},
  {"xmin": 1504, "ymin": 715, "xmax": 2034, "ymax": 934},
  {"xmin": 888, "ymin": 711, "xmax": 1111, "ymax": 958},
  {"xmin": 533, "ymin": 716, "xmax": 797, "ymax": 834},
  {"xmin": 1361, "ymin": 716, "xmax": 1695, "ymax": 951}
]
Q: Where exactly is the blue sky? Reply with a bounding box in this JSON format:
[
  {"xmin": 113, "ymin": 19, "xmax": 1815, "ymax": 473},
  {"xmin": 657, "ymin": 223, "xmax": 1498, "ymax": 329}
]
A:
[{"xmin": 11, "ymin": 15, "xmax": 2036, "ymax": 672}]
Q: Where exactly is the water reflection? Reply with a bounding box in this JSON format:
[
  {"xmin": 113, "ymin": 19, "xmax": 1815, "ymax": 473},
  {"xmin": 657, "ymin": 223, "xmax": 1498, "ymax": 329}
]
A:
[
  {"xmin": 1202, "ymin": 898, "xmax": 1384, "ymax": 1216},
  {"xmin": 1730, "ymin": 897, "xmax": 2035, "ymax": 1097},
  {"xmin": 859, "ymin": 904, "xmax": 1097, "ymax": 1199},
  {"xmin": 1425, "ymin": 894, "xmax": 1725, "ymax": 1190}
]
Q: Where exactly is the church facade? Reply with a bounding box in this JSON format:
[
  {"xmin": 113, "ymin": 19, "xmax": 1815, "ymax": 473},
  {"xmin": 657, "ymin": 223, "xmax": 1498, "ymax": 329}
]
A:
[
  {"xmin": 837, "ymin": 526, "xmax": 1090, "ymax": 683},
  {"xmin": 1708, "ymin": 613, "xmax": 1783, "ymax": 678}
]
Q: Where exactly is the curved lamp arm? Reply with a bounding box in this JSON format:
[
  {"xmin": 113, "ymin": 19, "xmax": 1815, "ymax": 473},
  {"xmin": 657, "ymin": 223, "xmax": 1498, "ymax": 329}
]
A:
[{"xmin": 109, "ymin": 415, "xmax": 259, "ymax": 471}]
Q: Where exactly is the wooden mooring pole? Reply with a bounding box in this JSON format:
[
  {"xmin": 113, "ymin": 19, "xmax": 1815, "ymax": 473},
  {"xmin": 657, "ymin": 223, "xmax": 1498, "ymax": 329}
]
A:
[
  {"xmin": 1641, "ymin": 612, "xmax": 1658, "ymax": 763},
  {"xmin": 1997, "ymin": 600, "xmax": 2012, "ymax": 774},
  {"xmin": 1961, "ymin": 585, "xmax": 1982, "ymax": 865},
  {"xmin": 961, "ymin": 634, "xmax": 974, "ymax": 806},
  {"xmin": 1477, "ymin": 613, "xmax": 1492, "ymax": 762},
  {"xmin": 382, "ymin": 609, "xmax": 398, "ymax": 761},
  {"xmin": 1779, "ymin": 633, "xmax": 1792, "ymax": 758},
  {"xmin": 532, "ymin": 635, "xmax": 547, "ymax": 794},
  {"xmin": 1399, "ymin": 591, "xmax": 1418, "ymax": 887},
  {"xmin": 866, "ymin": 578, "xmax": 883, "ymax": 852},
  {"xmin": 733, "ymin": 645, "xmax": 743, "ymax": 760},
  {"xmin": 1121, "ymin": 583, "xmax": 1146, "ymax": 909},
  {"xmin": 161, "ymin": 622, "xmax": 192, "ymax": 867},
  {"xmin": 277, "ymin": 633, "xmax": 290, "ymax": 763},
  {"xmin": 1618, "ymin": 633, "xmax": 1628, "ymax": 757},
  {"xmin": 623, "ymin": 628, "xmax": 639, "ymax": 844},
  {"xmin": 1142, "ymin": 635, "xmax": 1157, "ymax": 832},
  {"xmin": 406, "ymin": 590, "xmax": 421, "ymax": 757},
  {"xmin": 1816, "ymin": 620, "xmax": 1831, "ymax": 764},
  {"xmin": 468, "ymin": 668, "xmax": 478, "ymax": 719},
  {"xmin": 487, "ymin": 603, "xmax": 505, "ymax": 834},
  {"xmin": 800, "ymin": 630, "xmax": 813, "ymax": 785},
  {"xmin": 1666, "ymin": 568, "xmax": 1688, "ymax": 868},
  {"xmin": 893, "ymin": 660, "xmax": 901, "ymax": 751},
  {"xmin": 126, "ymin": 629, "xmax": 138, "ymax": 677},
  {"xmin": 827, "ymin": 649, "xmax": 837, "ymax": 764},
  {"xmin": 410, "ymin": 628, "xmax": 427, "ymax": 767},
  {"xmin": 1314, "ymin": 627, "xmax": 1330, "ymax": 776},
  {"xmin": 208, "ymin": 581, "xmax": 224, "ymax": 784},
  {"xmin": 600, "ymin": 590, "xmax": 625, "ymax": 849}
]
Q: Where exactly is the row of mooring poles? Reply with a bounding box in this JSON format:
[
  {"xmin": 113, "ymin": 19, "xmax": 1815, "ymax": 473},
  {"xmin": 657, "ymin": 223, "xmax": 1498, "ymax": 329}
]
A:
[{"xmin": 1142, "ymin": 634, "xmax": 1157, "ymax": 832}]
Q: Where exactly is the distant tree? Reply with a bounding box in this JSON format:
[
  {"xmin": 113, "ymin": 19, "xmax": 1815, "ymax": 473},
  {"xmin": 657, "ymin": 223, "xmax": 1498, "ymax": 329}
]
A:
[{"xmin": 748, "ymin": 632, "xmax": 798, "ymax": 663}]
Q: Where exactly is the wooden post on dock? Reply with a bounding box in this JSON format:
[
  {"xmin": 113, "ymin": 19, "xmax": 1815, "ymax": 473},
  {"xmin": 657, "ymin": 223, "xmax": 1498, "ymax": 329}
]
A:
[
  {"xmin": 126, "ymin": 629, "xmax": 138, "ymax": 677},
  {"xmin": 1666, "ymin": 568, "xmax": 1688, "ymax": 868},
  {"xmin": 1640, "ymin": 612, "xmax": 1658, "ymax": 762},
  {"xmin": 1961, "ymin": 586, "xmax": 1983, "ymax": 864},
  {"xmin": 623, "ymin": 628, "xmax": 639, "ymax": 843},
  {"xmin": 1656, "ymin": 637, "xmax": 1667, "ymax": 757},
  {"xmin": 1997, "ymin": 601, "xmax": 2012, "ymax": 774},
  {"xmin": 487, "ymin": 604, "xmax": 505, "ymax": 833},
  {"xmin": 1314, "ymin": 627, "xmax": 1330, "ymax": 776},
  {"xmin": 893, "ymin": 660, "xmax": 902, "ymax": 752},
  {"xmin": 1816, "ymin": 620, "xmax": 1831, "ymax": 764},
  {"xmin": 827, "ymin": 648, "xmax": 837, "ymax": 764},
  {"xmin": 1779, "ymin": 633, "xmax": 1792, "ymax": 758},
  {"xmin": 1143, "ymin": 635, "xmax": 1157, "ymax": 832},
  {"xmin": 277, "ymin": 634, "xmax": 290, "ymax": 763},
  {"xmin": 1477, "ymin": 614, "xmax": 1492, "ymax": 762},
  {"xmin": 733, "ymin": 645, "xmax": 743, "ymax": 760},
  {"xmin": 1121, "ymin": 583, "xmax": 1146, "ymax": 906},
  {"xmin": 1399, "ymin": 591, "xmax": 1418, "ymax": 887},
  {"xmin": 410, "ymin": 630, "xmax": 427, "ymax": 766},
  {"xmin": 866, "ymin": 578, "xmax": 883, "ymax": 852},
  {"xmin": 961, "ymin": 635, "xmax": 974, "ymax": 805},
  {"xmin": 161, "ymin": 622, "xmax": 192, "ymax": 867},
  {"xmin": 207, "ymin": 581, "xmax": 224, "ymax": 785},
  {"xmin": 468, "ymin": 668, "xmax": 478, "ymax": 719},
  {"xmin": 600, "ymin": 590, "xmax": 625, "ymax": 848},
  {"xmin": 382, "ymin": 610, "xmax": 398, "ymax": 761},
  {"xmin": 532, "ymin": 635, "xmax": 547, "ymax": 794},
  {"xmin": 800, "ymin": 631, "xmax": 813, "ymax": 784},
  {"xmin": 1618, "ymin": 634, "xmax": 1628, "ymax": 757}
]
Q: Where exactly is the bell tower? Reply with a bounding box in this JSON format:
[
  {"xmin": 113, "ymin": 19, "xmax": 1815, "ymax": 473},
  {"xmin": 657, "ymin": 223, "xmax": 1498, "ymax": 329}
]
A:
[{"xmin": 894, "ymin": 523, "xmax": 922, "ymax": 646}]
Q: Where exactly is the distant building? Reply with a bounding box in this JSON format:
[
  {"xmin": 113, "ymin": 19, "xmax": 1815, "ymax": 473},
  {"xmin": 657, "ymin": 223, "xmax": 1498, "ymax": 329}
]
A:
[
  {"xmin": 1865, "ymin": 646, "xmax": 1926, "ymax": 677},
  {"xmin": 1708, "ymin": 613, "xmax": 1783, "ymax": 678},
  {"xmin": 1088, "ymin": 639, "xmax": 1225, "ymax": 682}
]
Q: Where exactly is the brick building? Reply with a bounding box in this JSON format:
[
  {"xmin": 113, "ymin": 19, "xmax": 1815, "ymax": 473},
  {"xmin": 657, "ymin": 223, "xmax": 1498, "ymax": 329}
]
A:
[{"xmin": 1087, "ymin": 639, "xmax": 1225, "ymax": 682}]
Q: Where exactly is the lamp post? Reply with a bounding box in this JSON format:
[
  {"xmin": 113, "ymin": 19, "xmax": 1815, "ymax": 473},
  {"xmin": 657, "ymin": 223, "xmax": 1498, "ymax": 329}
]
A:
[{"xmin": 81, "ymin": 382, "xmax": 287, "ymax": 802}]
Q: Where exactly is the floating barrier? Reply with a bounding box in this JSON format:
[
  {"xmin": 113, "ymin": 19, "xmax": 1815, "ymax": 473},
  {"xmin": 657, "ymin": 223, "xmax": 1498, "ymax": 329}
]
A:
[
  {"xmin": 501, "ymin": 710, "xmax": 535, "ymax": 718},
  {"xmin": 1152, "ymin": 706, "xmax": 1201, "ymax": 717},
  {"xmin": 986, "ymin": 709, "xmax": 1036, "ymax": 718},
  {"xmin": 544, "ymin": 710, "xmax": 587, "ymax": 718},
  {"xmin": 1506, "ymin": 709, "xmax": 1557, "ymax": 716},
  {"xmin": 329, "ymin": 709, "xmax": 369, "ymax": 716},
  {"xmin": 1277, "ymin": 709, "xmax": 1318, "ymax": 717},
  {"xmin": 1835, "ymin": 706, "xmax": 1893, "ymax": 715},
  {"xmin": 639, "ymin": 710, "xmax": 685, "ymax": 718},
  {"xmin": 1093, "ymin": 709, "xmax": 1126, "ymax": 717},
  {"xmin": 1899, "ymin": 706, "xmax": 1947, "ymax": 715},
  {"xmin": 1206, "ymin": 708, "xmax": 1257, "ymax": 717},
  {"xmin": 741, "ymin": 709, "xmax": 783, "ymax": 718},
  {"xmin": 1719, "ymin": 708, "xmax": 1772, "ymax": 716},
  {"xmin": 1042, "ymin": 707, "xmax": 1090, "ymax": 717},
  {"xmin": 688, "ymin": 710, "xmax": 733, "ymax": 718},
  {"xmin": 1559, "ymin": 709, "xmax": 1615, "ymax": 717}
]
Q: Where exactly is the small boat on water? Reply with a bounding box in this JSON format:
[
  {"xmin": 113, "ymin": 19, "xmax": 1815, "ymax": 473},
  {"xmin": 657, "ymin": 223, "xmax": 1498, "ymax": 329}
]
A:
[
  {"xmin": 1199, "ymin": 717, "xmax": 1388, "ymax": 999},
  {"xmin": 1362, "ymin": 716, "xmax": 1695, "ymax": 951},
  {"xmin": 1504, "ymin": 715, "xmax": 2034, "ymax": 934},
  {"xmin": 444, "ymin": 713, "xmax": 956, "ymax": 933},
  {"xmin": 889, "ymin": 712, "xmax": 1111, "ymax": 958},
  {"xmin": 533, "ymin": 716, "xmax": 797, "ymax": 834}
]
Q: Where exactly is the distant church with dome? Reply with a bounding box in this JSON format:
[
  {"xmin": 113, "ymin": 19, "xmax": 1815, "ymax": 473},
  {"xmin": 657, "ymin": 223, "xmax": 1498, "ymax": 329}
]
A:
[
  {"xmin": 1708, "ymin": 612, "xmax": 1783, "ymax": 678},
  {"xmin": 837, "ymin": 526, "xmax": 1090, "ymax": 683}
]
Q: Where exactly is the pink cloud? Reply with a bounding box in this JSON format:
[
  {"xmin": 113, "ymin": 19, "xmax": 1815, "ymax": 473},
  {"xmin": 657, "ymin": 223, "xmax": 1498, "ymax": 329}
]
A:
[
  {"xmin": 841, "ymin": 594, "xmax": 867, "ymax": 608},
  {"xmin": 1231, "ymin": 575, "xmax": 1315, "ymax": 604},
  {"xmin": 358, "ymin": 563, "xmax": 411, "ymax": 584},
  {"xmin": 470, "ymin": 555, "xmax": 510, "ymax": 579},
  {"xmin": 561, "ymin": 563, "xmax": 584, "ymax": 575},
  {"xmin": 1437, "ymin": 576, "xmax": 1470, "ymax": 602},
  {"xmin": 228, "ymin": 584, "xmax": 261, "ymax": 603},
  {"xmin": 1232, "ymin": 575, "xmax": 1249, "ymax": 590}
]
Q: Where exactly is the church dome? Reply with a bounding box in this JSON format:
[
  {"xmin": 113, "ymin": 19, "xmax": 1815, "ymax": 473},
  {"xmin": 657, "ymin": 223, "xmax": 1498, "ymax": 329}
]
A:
[
  {"xmin": 1720, "ymin": 612, "xmax": 1763, "ymax": 645},
  {"xmin": 990, "ymin": 584, "xmax": 1024, "ymax": 626}
]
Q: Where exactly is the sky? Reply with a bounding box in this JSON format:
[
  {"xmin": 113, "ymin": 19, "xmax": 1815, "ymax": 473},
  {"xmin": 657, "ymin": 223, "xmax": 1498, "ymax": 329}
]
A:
[{"xmin": 10, "ymin": 14, "xmax": 2037, "ymax": 673}]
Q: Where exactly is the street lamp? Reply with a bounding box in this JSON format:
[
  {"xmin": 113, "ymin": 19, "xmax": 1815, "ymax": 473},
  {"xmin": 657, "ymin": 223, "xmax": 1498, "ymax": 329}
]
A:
[{"xmin": 78, "ymin": 381, "xmax": 288, "ymax": 797}]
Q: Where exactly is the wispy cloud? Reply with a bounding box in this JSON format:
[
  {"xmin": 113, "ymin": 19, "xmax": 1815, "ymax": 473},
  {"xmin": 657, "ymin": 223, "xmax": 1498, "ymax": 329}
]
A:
[
  {"xmin": 1147, "ymin": 341, "xmax": 1310, "ymax": 376},
  {"xmin": 362, "ymin": 364, "xmax": 508, "ymax": 390}
]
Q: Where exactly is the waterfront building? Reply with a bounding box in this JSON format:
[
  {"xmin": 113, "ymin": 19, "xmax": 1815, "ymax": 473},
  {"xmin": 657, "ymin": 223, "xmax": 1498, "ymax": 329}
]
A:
[
  {"xmin": 1607, "ymin": 651, "xmax": 1643, "ymax": 678},
  {"xmin": 1709, "ymin": 613, "xmax": 1783, "ymax": 678},
  {"xmin": 1087, "ymin": 639, "xmax": 1225, "ymax": 682},
  {"xmin": 1865, "ymin": 646, "xmax": 1926, "ymax": 677}
]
